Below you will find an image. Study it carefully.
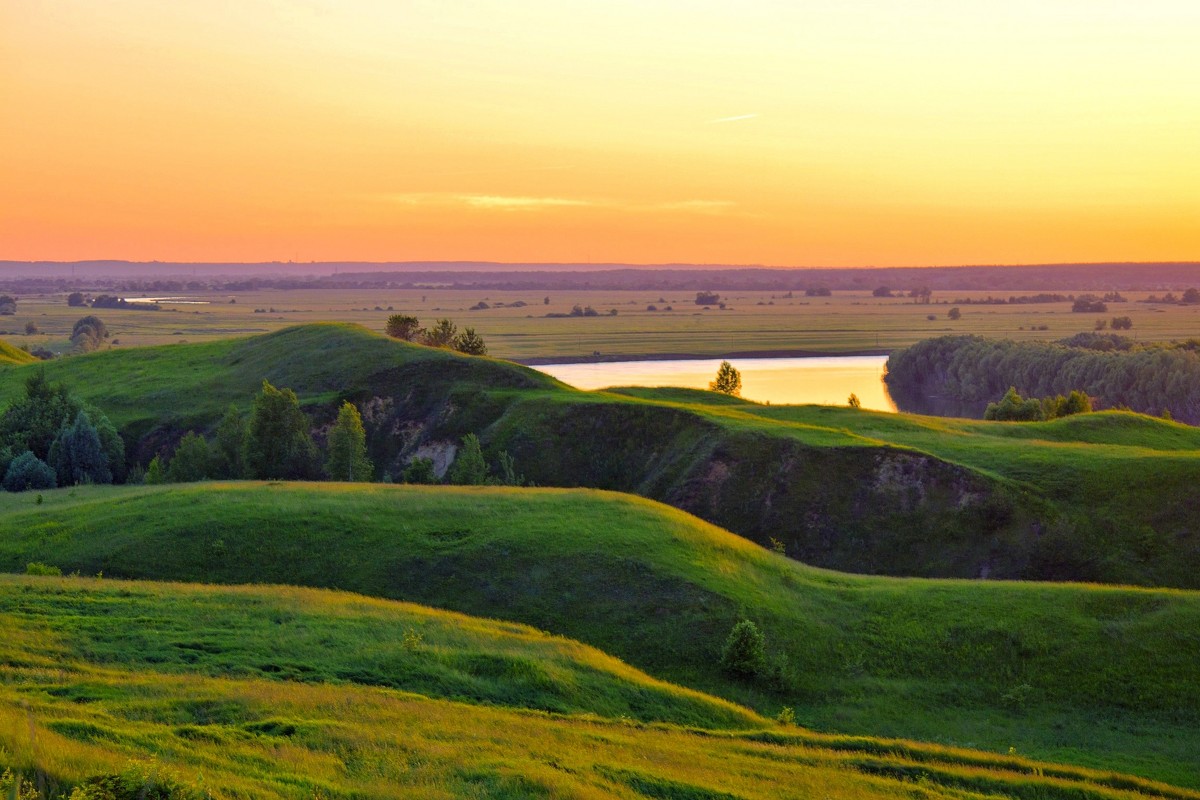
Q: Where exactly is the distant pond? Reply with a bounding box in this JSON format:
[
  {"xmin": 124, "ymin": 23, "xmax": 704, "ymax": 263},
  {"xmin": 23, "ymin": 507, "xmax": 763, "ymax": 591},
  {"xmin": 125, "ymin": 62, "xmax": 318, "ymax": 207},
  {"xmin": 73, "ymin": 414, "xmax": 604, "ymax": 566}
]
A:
[{"xmin": 534, "ymin": 355, "xmax": 897, "ymax": 412}]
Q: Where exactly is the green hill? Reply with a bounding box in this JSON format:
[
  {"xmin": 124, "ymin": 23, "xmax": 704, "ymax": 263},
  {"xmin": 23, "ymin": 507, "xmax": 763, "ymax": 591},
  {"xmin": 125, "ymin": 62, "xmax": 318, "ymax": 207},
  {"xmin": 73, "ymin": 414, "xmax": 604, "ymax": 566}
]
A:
[
  {"xmin": 0, "ymin": 338, "xmax": 35, "ymax": 366},
  {"xmin": 2, "ymin": 323, "xmax": 1200, "ymax": 587},
  {"xmin": 7, "ymin": 574, "xmax": 1194, "ymax": 800},
  {"xmin": 2, "ymin": 483, "xmax": 1198, "ymax": 788}
]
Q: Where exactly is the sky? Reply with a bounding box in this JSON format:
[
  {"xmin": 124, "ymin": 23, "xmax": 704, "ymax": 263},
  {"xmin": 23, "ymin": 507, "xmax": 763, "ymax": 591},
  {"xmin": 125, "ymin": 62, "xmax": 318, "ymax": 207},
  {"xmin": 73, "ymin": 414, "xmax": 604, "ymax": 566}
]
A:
[{"xmin": 3, "ymin": 0, "xmax": 1198, "ymax": 265}]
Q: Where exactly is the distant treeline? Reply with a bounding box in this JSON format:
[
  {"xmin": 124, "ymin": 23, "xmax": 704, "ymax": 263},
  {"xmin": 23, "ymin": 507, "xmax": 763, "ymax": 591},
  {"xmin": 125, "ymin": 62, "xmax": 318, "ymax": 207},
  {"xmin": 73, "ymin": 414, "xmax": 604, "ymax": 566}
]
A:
[
  {"xmin": 6, "ymin": 262, "xmax": 1200, "ymax": 294},
  {"xmin": 886, "ymin": 334, "xmax": 1200, "ymax": 424}
]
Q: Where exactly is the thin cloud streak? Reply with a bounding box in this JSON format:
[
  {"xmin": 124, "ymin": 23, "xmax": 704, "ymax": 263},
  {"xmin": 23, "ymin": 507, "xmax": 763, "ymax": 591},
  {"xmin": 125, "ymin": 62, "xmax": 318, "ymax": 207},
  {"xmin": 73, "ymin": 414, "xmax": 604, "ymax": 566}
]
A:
[
  {"xmin": 706, "ymin": 113, "xmax": 759, "ymax": 125},
  {"xmin": 381, "ymin": 193, "xmax": 739, "ymax": 215}
]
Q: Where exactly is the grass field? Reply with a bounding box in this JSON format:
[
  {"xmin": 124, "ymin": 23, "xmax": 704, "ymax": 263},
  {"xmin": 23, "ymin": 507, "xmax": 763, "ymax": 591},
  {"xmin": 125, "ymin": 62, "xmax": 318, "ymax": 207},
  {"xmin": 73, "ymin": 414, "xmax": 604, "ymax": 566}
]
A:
[
  {"xmin": 9, "ymin": 573, "xmax": 1195, "ymax": 800},
  {"xmin": 4, "ymin": 288, "xmax": 1199, "ymax": 360},
  {"xmin": 2, "ymin": 483, "xmax": 1198, "ymax": 788}
]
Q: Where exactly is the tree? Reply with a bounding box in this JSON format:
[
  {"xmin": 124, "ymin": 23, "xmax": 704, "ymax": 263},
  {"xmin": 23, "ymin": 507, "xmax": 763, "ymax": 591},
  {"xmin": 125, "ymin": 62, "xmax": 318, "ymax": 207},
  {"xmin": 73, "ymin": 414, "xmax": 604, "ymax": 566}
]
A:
[
  {"xmin": 873, "ymin": 286, "xmax": 893, "ymax": 298},
  {"xmin": 24, "ymin": 321, "xmax": 37, "ymax": 335},
  {"xmin": 214, "ymin": 405, "xmax": 248, "ymax": 478},
  {"xmin": 385, "ymin": 314, "xmax": 421, "ymax": 341},
  {"xmin": 695, "ymin": 291, "xmax": 720, "ymax": 306},
  {"xmin": 719, "ymin": 619, "xmax": 766, "ymax": 678},
  {"xmin": 67, "ymin": 292, "xmax": 87, "ymax": 307},
  {"xmin": 984, "ymin": 387, "xmax": 1045, "ymax": 422},
  {"xmin": 90, "ymin": 410, "xmax": 126, "ymax": 483},
  {"xmin": 245, "ymin": 381, "xmax": 320, "ymax": 480},
  {"xmin": 453, "ymin": 327, "xmax": 487, "ymax": 356},
  {"xmin": 144, "ymin": 455, "xmax": 167, "ymax": 485},
  {"xmin": 947, "ymin": 307, "xmax": 961, "ymax": 321},
  {"xmin": 421, "ymin": 318, "xmax": 458, "ymax": 348},
  {"xmin": 48, "ymin": 410, "xmax": 112, "ymax": 486},
  {"xmin": 401, "ymin": 457, "xmax": 438, "ymax": 484},
  {"xmin": 709, "ymin": 361, "xmax": 742, "ymax": 396},
  {"xmin": 0, "ymin": 370, "xmax": 80, "ymax": 460},
  {"xmin": 1184, "ymin": 288, "xmax": 1200, "ymax": 304},
  {"xmin": 448, "ymin": 433, "xmax": 488, "ymax": 485},
  {"xmin": 848, "ymin": 393, "xmax": 862, "ymax": 409},
  {"xmin": 492, "ymin": 451, "xmax": 523, "ymax": 486},
  {"xmin": 70, "ymin": 315, "xmax": 108, "ymax": 353},
  {"xmin": 1072, "ymin": 296, "xmax": 1107, "ymax": 313},
  {"xmin": 0, "ymin": 295, "xmax": 15, "ymax": 315},
  {"xmin": 167, "ymin": 431, "xmax": 213, "ymax": 482},
  {"xmin": 325, "ymin": 401, "xmax": 373, "ymax": 481},
  {"xmin": 1111, "ymin": 316, "xmax": 1133, "ymax": 330},
  {"xmin": 3, "ymin": 451, "xmax": 56, "ymax": 492}
]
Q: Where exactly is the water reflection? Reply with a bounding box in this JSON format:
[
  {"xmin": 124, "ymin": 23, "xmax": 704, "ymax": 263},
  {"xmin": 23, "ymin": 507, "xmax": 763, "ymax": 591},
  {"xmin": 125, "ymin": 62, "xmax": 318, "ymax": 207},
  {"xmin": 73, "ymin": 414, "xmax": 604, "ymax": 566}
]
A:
[{"xmin": 536, "ymin": 355, "xmax": 896, "ymax": 411}]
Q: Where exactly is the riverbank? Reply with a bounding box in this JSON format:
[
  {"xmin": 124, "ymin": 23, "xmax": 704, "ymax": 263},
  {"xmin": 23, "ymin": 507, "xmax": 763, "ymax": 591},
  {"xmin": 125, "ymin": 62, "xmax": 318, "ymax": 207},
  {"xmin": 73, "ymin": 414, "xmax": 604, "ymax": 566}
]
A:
[{"xmin": 515, "ymin": 347, "xmax": 893, "ymax": 366}]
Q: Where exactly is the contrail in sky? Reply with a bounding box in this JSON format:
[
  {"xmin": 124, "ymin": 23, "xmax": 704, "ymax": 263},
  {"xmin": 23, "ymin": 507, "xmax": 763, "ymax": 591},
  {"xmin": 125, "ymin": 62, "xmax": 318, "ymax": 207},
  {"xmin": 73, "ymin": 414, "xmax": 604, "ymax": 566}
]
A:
[{"xmin": 706, "ymin": 113, "xmax": 759, "ymax": 124}]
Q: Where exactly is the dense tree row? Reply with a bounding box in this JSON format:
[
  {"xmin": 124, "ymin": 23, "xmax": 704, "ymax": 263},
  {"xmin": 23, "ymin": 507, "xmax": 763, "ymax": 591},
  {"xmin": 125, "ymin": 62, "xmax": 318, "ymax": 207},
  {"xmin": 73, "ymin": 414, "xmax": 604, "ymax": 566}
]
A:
[{"xmin": 886, "ymin": 335, "xmax": 1200, "ymax": 423}]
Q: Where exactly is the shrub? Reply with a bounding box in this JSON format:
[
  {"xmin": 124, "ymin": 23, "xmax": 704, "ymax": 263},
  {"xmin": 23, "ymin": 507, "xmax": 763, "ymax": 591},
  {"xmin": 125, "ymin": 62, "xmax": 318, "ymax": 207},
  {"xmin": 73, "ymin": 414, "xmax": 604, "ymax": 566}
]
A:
[
  {"xmin": 719, "ymin": 619, "xmax": 766, "ymax": 678},
  {"xmin": 401, "ymin": 457, "xmax": 438, "ymax": 484},
  {"xmin": 385, "ymin": 314, "xmax": 420, "ymax": 341},
  {"xmin": 848, "ymin": 393, "xmax": 861, "ymax": 409},
  {"xmin": 3, "ymin": 451, "xmax": 57, "ymax": 492},
  {"xmin": 25, "ymin": 561, "xmax": 63, "ymax": 576},
  {"xmin": 453, "ymin": 327, "xmax": 487, "ymax": 356}
]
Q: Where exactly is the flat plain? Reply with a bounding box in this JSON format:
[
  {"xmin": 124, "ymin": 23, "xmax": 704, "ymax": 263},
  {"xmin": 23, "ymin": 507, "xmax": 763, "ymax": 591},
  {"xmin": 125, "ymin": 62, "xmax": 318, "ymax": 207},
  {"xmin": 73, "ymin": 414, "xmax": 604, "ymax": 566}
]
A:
[{"xmin": 4, "ymin": 288, "xmax": 1199, "ymax": 360}]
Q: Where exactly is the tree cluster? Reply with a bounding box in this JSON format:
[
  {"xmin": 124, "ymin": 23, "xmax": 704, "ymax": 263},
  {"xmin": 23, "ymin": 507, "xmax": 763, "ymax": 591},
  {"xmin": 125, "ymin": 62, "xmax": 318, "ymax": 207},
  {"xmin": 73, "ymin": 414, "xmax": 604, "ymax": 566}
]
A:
[
  {"xmin": 0, "ymin": 371, "xmax": 124, "ymax": 492},
  {"xmin": 984, "ymin": 387, "xmax": 1092, "ymax": 422},
  {"xmin": 0, "ymin": 295, "xmax": 15, "ymax": 315},
  {"xmin": 385, "ymin": 315, "xmax": 487, "ymax": 355},
  {"xmin": 70, "ymin": 315, "xmax": 108, "ymax": 354},
  {"xmin": 1071, "ymin": 295, "xmax": 1108, "ymax": 313},
  {"xmin": 887, "ymin": 334, "xmax": 1200, "ymax": 423}
]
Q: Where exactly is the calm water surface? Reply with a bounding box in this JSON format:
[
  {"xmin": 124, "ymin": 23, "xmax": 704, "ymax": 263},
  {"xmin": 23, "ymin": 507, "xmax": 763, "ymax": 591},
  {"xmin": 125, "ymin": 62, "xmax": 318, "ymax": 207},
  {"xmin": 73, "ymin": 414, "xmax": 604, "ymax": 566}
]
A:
[{"xmin": 536, "ymin": 355, "xmax": 896, "ymax": 411}]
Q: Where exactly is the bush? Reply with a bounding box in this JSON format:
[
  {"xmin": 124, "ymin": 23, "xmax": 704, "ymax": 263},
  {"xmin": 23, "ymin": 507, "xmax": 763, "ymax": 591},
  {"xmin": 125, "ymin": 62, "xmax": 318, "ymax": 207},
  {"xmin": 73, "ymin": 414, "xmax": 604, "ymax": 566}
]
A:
[
  {"xmin": 719, "ymin": 619, "xmax": 766, "ymax": 678},
  {"xmin": 385, "ymin": 314, "xmax": 420, "ymax": 341},
  {"xmin": 401, "ymin": 457, "xmax": 438, "ymax": 484},
  {"xmin": 3, "ymin": 451, "xmax": 57, "ymax": 492},
  {"xmin": 25, "ymin": 562, "xmax": 63, "ymax": 576}
]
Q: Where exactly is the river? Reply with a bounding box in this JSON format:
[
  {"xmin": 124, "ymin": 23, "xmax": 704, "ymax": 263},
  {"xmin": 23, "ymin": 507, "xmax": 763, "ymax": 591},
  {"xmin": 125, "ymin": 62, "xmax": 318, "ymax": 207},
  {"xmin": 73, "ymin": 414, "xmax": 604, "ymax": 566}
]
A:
[{"xmin": 534, "ymin": 355, "xmax": 896, "ymax": 411}]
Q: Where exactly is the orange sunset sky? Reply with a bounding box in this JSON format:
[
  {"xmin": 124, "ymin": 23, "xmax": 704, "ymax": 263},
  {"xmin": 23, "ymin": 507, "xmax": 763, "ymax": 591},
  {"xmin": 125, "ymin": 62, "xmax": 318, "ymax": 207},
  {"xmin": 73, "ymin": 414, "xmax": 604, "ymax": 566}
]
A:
[{"xmin": 3, "ymin": 1, "xmax": 1198, "ymax": 266}]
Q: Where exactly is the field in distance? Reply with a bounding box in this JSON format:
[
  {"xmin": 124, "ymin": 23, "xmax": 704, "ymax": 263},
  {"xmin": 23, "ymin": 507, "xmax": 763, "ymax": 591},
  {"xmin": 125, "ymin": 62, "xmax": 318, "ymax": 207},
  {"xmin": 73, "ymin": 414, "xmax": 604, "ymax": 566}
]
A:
[{"xmin": 6, "ymin": 288, "xmax": 1200, "ymax": 360}]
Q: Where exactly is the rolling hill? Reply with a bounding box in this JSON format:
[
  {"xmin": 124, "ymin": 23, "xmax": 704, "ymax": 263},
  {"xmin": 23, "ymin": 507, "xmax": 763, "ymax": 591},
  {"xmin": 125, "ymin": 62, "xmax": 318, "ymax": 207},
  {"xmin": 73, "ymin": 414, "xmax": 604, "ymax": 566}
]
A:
[
  {"xmin": 2, "ymin": 323, "xmax": 1200, "ymax": 587},
  {"xmin": 2, "ymin": 483, "xmax": 1197, "ymax": 788}
]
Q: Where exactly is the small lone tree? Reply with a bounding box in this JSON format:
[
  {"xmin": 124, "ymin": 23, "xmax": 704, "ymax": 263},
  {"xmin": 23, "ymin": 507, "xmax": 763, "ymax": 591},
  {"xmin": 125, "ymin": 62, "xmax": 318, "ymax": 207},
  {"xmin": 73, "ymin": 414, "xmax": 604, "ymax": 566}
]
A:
[
  {"xmin": 848, "ymin": 393, "xmax": 862, "ymax": 409},
  {"xmin": 385, "ymin": 314, "xmax": 421, "ymax": 341},
  {"xmin": 710, "ymin": 361, "xmax": 742, "ymax": 396},
  {"xmin": 144, "ymin": 455, "xmax": 167, "ymax": 485},
  {"xmin": 720, "ymin": 619, "xmax": 766, "ymax": 679},
  {"xmin": 326, "ymin": 401, "xmax": 373, "ymax": 482},
  {"xmin": 947, "ymin": 307, "xmax": 961, "ymax": 320},
  {"xmin": 448, "ymin": 433, "xmax": 488, "ymax": 485}
]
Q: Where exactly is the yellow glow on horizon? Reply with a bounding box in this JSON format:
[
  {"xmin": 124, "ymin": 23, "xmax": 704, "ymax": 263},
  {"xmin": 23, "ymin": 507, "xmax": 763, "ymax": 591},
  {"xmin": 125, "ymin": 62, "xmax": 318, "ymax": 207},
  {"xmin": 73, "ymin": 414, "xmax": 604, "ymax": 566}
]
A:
[{"xmin": 2, "ymin": 1, "xmax": 1198, "ymax": 264}]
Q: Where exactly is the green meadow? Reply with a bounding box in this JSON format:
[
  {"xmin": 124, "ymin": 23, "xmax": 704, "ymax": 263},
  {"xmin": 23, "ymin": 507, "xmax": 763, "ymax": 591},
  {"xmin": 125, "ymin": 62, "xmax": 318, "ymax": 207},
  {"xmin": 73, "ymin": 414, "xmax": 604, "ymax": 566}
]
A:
[{"xmin": 2, "ymin": 483, "xmax": 1198, "ymax": 789}]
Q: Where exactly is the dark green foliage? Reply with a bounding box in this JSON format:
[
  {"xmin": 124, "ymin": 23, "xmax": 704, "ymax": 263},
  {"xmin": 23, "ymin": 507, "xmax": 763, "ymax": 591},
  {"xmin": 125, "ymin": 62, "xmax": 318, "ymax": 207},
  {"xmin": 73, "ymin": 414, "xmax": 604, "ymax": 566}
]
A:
[
  {"xmin": 453, "ymin": 327, "xmax": 487, "ymax": 356},
  {"xmin": 985, "ymin": 388, "xmax": 1045, "ymax": 422},
  {"xmin": 448, "ymin": 433, "xmax": 488, "ymax": 485},
  {"xmin": 1111, "ymin": 315, "xmax": 1133, "ymax": 330},
  {"xmin": 719, "ymin": 619, "xmax": 766, "ymax": 679},
  {"xmin": 245, "ymin": 381, "xmax": 319, "ymax": 480},
  {"xmin": 1072, "ymin": 295, "xmax": 1108, "ymax": 313},
  {"xmin": 213, "ymin": 405, "xmax": 248, "ymax": 478},
  {"xmin": 24, "ymin": 561, "xmax": 62, "ymax": 576},
  {"xmin": 90, "ymin": 411, "xmax": 125, "ymax": 483},
  {"xmin": 401, "ymin": 457, "xmax": 438, "ymax": 484},
  {"xmin": 3, "ymin": 451, "xmax": 56, "ymax": 492},
  {"xmin": 49, "ymin": 411, "xmax": 112, "ymax": 486},
  {"xmin": 325, "ymin": 401, "xmax": 373, "ymax": 481},
  {"xmin": 493, "ymin": 450, "xmax": 523, "ymax": 486},
  {"xmin": 0, "ymin": 295, "xmax": 16, "ymax": 315},
  {"xmin": 887, "ymin": 334, "xmax": 1200, "ymax": 423},
  {"xmin": 947, "ymin": 306, "xmax": 961, "ymax": 320},
  {"xmin": 385, "ymin": 314, "xmax": 420, "ymax": 341},
  {"xmin": 0, "ymin": 370, "xmax": 81, "ymax": 461},
  {"xmin": 67, "ymin": 291, "xmax": 87, "ymax": 307},
  {"xmin": 167, "ymin": 432, "xmax": 213, "ymax": 482}
]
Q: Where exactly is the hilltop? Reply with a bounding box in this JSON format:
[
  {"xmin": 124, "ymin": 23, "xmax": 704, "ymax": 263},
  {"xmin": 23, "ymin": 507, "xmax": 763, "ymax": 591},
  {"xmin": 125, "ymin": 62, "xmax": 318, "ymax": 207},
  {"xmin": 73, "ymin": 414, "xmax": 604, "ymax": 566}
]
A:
[
  {"xmin": 0, "ymin": 338, "xmax": 35, "ymax": 366},
  {"xmin": 2, "ymin": 482, "xmax": 1198, "ymax": 787}
]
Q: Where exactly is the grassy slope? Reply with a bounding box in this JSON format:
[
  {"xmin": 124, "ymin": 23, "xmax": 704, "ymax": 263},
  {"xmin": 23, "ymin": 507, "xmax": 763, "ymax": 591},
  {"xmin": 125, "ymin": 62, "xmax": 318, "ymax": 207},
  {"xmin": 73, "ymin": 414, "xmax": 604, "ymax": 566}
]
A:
[
  {"xmin": 0, "ymin": 575, "xmax": 760, "ymax": 730},
  {"xmin": 1, "ymin": 484, "xmax": 1198, "ymax": 788},
  {"xmin": 0, "ymin": 338, "xmax": 35, "ymax": 366},
  {"xmin": 9, "ymin": 596, "xmax": 1194, "ymax": 800},
  {"xmin": 3, "ymin": 323, "xmax": 1200, "ymax": 586}
]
